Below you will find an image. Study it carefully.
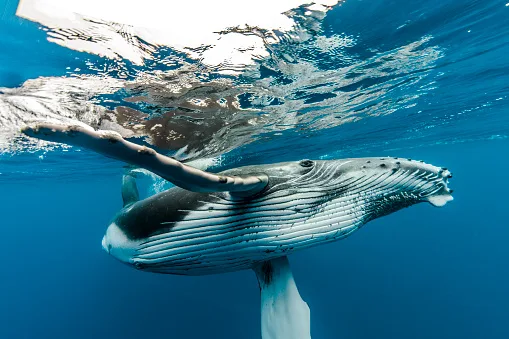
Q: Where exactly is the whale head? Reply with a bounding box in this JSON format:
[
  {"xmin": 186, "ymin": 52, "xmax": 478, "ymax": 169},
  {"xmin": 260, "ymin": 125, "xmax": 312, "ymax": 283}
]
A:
[{"xmin": 233, "ymin": 157, "xmax": 453, "ymax": 210}]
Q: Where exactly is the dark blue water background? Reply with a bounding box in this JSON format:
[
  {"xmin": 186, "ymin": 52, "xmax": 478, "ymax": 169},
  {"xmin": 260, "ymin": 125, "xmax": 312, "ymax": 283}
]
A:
[{"xmin": 1, "ymin": 0, "xmax": 509, "ymax": 338}]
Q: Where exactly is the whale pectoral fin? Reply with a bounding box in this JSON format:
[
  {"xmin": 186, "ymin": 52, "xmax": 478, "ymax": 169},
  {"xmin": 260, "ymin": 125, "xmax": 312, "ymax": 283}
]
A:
[
  {"xmin": 122, "ymin": 172, "xmax": 139, "ymax": 207},
  {"xmin": 253, "ymin": 257, "xmax": 311, "ymax": 339},
  {"xmin": 22, "ymin": 123, "xmax": 268, "ymax": 195}
]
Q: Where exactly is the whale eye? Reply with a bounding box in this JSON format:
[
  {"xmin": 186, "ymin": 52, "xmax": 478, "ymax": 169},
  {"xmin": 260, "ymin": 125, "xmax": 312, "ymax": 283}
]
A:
[{"xmin": 299, "ymin": 159, "xmax": 314, "ymax": 168}]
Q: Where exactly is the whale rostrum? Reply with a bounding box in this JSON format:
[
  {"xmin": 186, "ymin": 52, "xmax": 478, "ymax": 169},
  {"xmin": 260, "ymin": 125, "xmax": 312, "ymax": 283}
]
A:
[{"xmin": 22, "ymin": 122, "xmax": 454, "ymax": 339}]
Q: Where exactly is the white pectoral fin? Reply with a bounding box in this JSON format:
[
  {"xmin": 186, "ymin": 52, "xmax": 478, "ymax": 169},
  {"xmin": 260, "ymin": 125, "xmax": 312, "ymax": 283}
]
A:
[
  {"xmin": 253, "ymin": 256, "xmax": 311, "ymax": 339},
  {"xmin": 22, "ymin": 122, "xmax": 268, "ymax": 195}
]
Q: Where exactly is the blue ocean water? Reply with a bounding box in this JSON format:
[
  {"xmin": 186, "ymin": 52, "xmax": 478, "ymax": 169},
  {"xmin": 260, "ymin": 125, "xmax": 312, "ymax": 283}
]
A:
[{"xmin": 1, "ymin": 0, "xmax": 508, "ymax": 338}]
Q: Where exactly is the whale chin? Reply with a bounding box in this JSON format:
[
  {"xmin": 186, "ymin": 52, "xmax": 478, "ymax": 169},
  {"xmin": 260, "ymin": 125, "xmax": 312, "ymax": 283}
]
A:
[
  {"xmin": 426, "ymin": 193, "xmax": 454, "ymax": 207},
  {"xmin": 102, "ymin": 222, "xmax": 141, "ymax": 266}
]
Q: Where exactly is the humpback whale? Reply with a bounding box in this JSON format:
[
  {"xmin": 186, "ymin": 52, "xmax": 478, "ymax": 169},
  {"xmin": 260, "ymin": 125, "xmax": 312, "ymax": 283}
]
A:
[{"xmin": 22, "ymin": 123, "xmax": 453, "ymax": 339}]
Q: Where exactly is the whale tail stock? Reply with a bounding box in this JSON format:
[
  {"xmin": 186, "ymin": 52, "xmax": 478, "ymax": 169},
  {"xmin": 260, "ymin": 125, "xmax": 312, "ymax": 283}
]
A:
[{"xmin": 253, "ymin": 257, "xmax": 311, "ymax": 339}]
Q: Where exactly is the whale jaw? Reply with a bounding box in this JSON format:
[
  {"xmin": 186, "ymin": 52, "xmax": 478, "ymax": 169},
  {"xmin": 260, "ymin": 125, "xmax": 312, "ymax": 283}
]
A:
[{"xmin": 427, "ymin": 194, "xmax": 454, "ymax": 207}]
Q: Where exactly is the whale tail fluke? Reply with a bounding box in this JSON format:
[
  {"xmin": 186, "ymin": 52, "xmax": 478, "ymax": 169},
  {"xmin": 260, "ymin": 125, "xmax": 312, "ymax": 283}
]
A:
[{"xmin": 253, "ymin": 257, "xmax": 311, "ymax": 339}]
